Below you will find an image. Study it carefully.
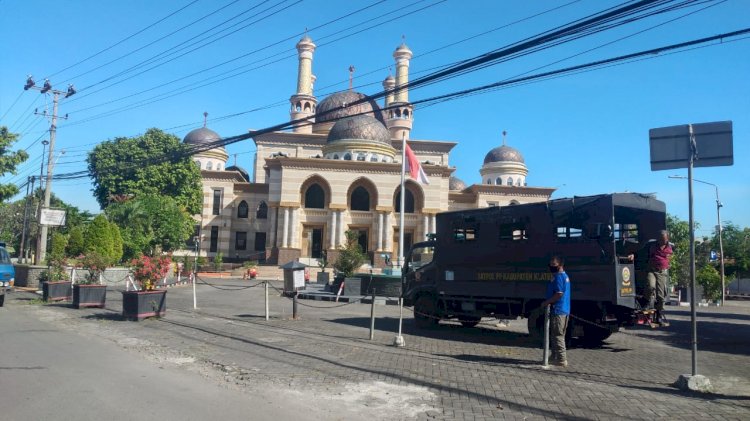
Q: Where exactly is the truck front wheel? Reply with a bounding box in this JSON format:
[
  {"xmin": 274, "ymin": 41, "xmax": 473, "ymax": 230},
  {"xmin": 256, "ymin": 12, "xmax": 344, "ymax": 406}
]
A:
[
  {"xmin": 580, "ymin": 322, "xmax": 613, "ymax": 345},
  {"xmin": 414, "ymin": 295, "xmax": 439, "ymax": 329}
]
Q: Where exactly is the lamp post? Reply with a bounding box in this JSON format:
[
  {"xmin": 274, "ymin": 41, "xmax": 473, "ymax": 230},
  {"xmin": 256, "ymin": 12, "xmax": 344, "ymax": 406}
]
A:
[{"xmin": 669, "ymin": 175, "xmax": 725, "ymax": 306}]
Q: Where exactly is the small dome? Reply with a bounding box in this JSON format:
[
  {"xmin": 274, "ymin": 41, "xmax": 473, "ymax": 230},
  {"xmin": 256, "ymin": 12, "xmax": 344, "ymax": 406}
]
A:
[
  {"xmin": 183, "ymin": 127, "xmax": 221, "ymax": 146},
  {"xmin": 449, "ymin": 176, "xmax": 467, "ymax": 191},
  {"xmin": 395, "ymin": 42, "xmax": 412, "ymax": 54},
  {"xmin": 316, "ymin": 91, "xmax": 385, "ymax": 125},
  {"xmin": 327, "ymin": 115, "xmax": 390, "ymax": 145},
  {"xmin": 483, "ymin": 145, "xmax": 525, "ymax": 164},
  {"xmin": 226, "ymin": 165, "xmax": 249, "ymax": 182}
]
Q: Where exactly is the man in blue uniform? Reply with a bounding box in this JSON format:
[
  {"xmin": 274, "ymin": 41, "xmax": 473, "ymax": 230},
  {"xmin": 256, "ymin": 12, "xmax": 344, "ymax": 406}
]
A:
[{"xmin": 541, "ymin": 256, "xmax": 571, "ymax": 367}]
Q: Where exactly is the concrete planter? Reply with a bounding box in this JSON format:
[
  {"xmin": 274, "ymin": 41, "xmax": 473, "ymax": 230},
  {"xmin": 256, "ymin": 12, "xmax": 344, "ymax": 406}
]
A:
[
  {"xmin": 316, "ymin": 272, "xmax": 330, "ymax": 285},
  {"xmin": 43, "ymin": 281, "xmax": 72, "ymax": 302},
  {"xmin": 73, "ymin": 284, "xmax": 107, "ymax": 309},
  {"xmin": 122, "ymin": 290, "xmax": 167, "ymax": 321},
  {"xmin": 344, "ymin": 277, "xmax": 362, "ymax": 296}
]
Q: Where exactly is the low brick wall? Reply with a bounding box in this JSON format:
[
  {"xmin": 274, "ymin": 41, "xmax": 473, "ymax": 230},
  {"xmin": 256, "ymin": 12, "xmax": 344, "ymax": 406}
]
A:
[
  {"xmin": 12, "ymin": 265, "xmax": 47, "ymax": 288},
  {"xmin": 13, "ymin": 265, "xmax": 151, "ymax": 289}
]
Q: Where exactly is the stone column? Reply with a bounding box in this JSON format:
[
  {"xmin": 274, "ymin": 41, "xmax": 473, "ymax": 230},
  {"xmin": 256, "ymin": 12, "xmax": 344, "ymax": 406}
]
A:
[
  {"xmin": 329, "ymin": 210, "xmax": 337, "ymax": 249},
  {"xmin": 269, "ymin": 206, "xmax": 277, "ymax": 247},
  {"xmin": 377, "ymin": 212, "xmax": 384, "ymax": 251},
  {"xmin": 423, "ymin": 214, "xmax": 430, "ymax": 240},
  {"xmin": 384, "ymin": 212, "xmax": 392, "ymax": 252},
  {"xmin": 337, "ymin": 210, "xmax": 345, "ymax": 247},
  {"xmin": 431, "ymin": 214, "xmax": 437, "ymax": 237},
  {"xmin": 282, "ymin": 207, "xmax": 289, "ymax": 248},
  {"xmin": 290, "ymin": 207, "xmax": 298, "ymax": 249}
]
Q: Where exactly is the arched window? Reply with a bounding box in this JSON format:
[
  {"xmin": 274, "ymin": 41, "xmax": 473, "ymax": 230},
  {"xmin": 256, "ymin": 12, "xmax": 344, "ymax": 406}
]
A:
[
  {"xmin": 256, "ymin": 201, "xmax": 268, "ymax": 219},
  {"xmin": 304, "ymin": 183, "xmax": 325, "ymax": 209},
  {"xmin": 350, "ymin": 186, "xmax": 370, "ymax": 211},
  {"xmin": 333, "ymin": 154, "xmax": 339, "ymax": 160},
  {"xmin": 343, "ymin": 152, "xmax": 352, "ymax": 161},
  {"xmin": 237, "ymin": 200, "xmax": 249, "ymax": 218},
  {"xmin": 516, "ymin": 179, "xmax": 522, "ymax": 186},
  {"xmin": 486, "ymin": 179, "xmax": 492, "ymax": 184},
  {"xmin": 295, "ymin": 102, "xmax": 302, "ymax": 112},
  {"xmin": 507, "ymin": 177, "xmax": 513, "ymax": 186},
  {"xmin": 403, "ymin": 109, "xmax": 410, "ymax": 119},
  {"xmin": 357, "ymin": 153, "xmax": 366, "ymax": 161},
  {"xmin": 495, "ymin": 177, "xmax": 502, "ymax": 185},
  {"xmin": 510, "ymin": 200, "xmax": 520, "ymax": 206},
  {"xmin": 370, "ymin": 154, "xmax": 379, "ymax": 162},
  {"xmin": 207, "ymin": 161, "xmax": 213, "ymax": 170},
  {"xmin": 194, "ymin": 160, "xmax": 201, "ymax": 169},
  {"xmin": 217, "ymin": 163, "xmax": 222, "ymax": 171},
  {"xmin": 395, "ymin": 189, "xmax": 415, "ymax": 213},
  {"xmin": 303, "ymin": 102, "xmax": 311, "ymax": 112}
]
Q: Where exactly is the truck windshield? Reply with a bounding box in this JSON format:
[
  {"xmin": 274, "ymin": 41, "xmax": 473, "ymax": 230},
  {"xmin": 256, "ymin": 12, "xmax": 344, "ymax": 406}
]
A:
[
  {"xmin": 409, "ymin": 245, "xmax": 435, "ymax": 270},
  {"xmin": 0, "ymin": 248, "xmax": 10, "ymax": 264}
]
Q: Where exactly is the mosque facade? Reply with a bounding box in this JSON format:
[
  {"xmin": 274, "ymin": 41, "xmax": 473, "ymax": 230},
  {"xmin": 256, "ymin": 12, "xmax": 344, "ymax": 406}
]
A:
[{"xmin": 185, "ymin": 36, "xmax": 555, "ymax": 266}]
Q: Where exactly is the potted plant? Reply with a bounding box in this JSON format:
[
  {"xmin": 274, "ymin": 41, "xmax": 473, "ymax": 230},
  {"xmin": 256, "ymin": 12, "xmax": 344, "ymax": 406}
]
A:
[
  {"xmin": 73, "ymin": 252, "xmax": 109, "ymax": 309},
  {"xmin": 242, "ymin": 261, "xmax": 258, "ymax": 280},
  {"xmin": 123, "ymin": 255, "xmax": 171, "ymax": 321},
  {"xmin": 41, "ymin": 256, "xmax": 72, "ymax": 302},
  {"xmin": 316, "ymin": 250, "xmax": 330, "ymax": 285},
  {"xmin": 213, "ymin": 252, "xmax": 223, "ymax": 272},
  {"xmin": 332, "ymin": 230, "xmax": 367, "ymax": 295}
]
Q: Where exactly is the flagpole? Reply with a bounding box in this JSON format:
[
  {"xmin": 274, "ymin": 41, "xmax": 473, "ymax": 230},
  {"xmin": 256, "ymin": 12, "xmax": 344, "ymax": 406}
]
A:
[{"xmin": 393, "ymin": 132, "xmax": 407, "ymax": 347}]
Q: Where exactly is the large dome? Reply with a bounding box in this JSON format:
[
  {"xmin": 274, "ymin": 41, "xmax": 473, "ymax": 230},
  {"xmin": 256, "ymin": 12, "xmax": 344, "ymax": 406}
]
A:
[
  {"xmin": 183, "ymin": 127, "xmax": 221, "ymax": 146},
  {"xmin": 327, "ymin": 115, "xmax": 390, "ymax": 145},
  {"xmin": 483, "ymin": 145, "xmax": 524, "ymax": 164},
  {"xmin": 316, "ymin": 91, "xmax": 385, "ymax": 125},
  {"xmin": 449, "ymin": 176, "xmax": 467, "ymax": 191}
]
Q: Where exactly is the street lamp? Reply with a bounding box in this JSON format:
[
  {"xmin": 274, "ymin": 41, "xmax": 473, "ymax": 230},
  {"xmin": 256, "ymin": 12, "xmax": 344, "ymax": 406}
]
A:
[{"xmin": 669, "ymin": 175, "xmax": 726, "ymax": 305}]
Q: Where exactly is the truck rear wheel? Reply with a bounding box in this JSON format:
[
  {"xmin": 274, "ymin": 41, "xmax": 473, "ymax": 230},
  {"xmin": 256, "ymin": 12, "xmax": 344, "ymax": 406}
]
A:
[
  {"xmin": 414, "ymin": 295, "xmax": 439, "ymax": 329},
  {"xmin": 580, "ymin": 322, "xmax": 613, "ymax": 345}
]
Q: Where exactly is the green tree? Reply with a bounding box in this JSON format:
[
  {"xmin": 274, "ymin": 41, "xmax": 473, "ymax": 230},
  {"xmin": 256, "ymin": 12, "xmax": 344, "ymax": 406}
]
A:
[
  {"xmin": 667, "ymin": 214, "xmax": 698, "ymax": 288},
  {"xmin": 49, "ymin": 232, "xmax": 68, "ymax": 263},
  {"xmin": 109, "ymin": 221, "xmax": 124, "ymax": 264},
  {"xmin": 697, "ymin": 263, "xmax": 722, "ymax": 301},
  {"xmin": 85, "ymin": 214, "xmax": 114, "ymax": 263},
  {"xmin": 87, "ymin": 128, "xmax": 202, "ymax": 214},
  {"xmin": 0, "ymin": 126, "xmax": 29, "ymax": 202},
  {"xmin": 713, "ymin": 223, "xmax": 750, "ymax": 279},
  {"xmin": 107, "ymin": 195, "xmax": 194, "ymax": 259},
  {"xmin": 333, "ymin": 230, "xmax": 367, "ymax": 277},
  {"xmin": 66, "ymin": 225, "xmax": 85, "ymax": 257}
]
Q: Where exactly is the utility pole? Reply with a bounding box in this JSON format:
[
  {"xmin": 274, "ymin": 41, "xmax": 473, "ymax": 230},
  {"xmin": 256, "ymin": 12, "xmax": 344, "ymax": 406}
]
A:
[
  {"xmin": 18, "ymin": 176, "xmax": 33, "ymax": 263},
  {"xmin": 23, "ymin": 76, "xmax": 75, "ymax": 264}
]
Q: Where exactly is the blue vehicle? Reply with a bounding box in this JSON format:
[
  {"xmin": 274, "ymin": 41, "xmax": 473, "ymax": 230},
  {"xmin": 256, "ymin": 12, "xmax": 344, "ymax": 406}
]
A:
[{"xmin": 0, "ymin": 245, "xmax": 14, "ymax": 307}]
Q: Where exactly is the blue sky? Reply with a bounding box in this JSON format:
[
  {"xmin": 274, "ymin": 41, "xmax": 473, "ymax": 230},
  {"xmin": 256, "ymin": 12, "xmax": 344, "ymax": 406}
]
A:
[{"xmin": 1, "ymin": 0, "xmax": 748, "ymax": 236}]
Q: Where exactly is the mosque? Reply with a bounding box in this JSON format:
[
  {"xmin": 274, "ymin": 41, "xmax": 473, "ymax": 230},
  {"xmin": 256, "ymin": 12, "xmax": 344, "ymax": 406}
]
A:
[{"xmin": 183, "ymin": 36, "xmax": 555, "ymax": 266}]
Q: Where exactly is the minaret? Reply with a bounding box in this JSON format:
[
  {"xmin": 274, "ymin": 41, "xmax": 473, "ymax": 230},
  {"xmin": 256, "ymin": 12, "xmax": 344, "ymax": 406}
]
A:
[
  {"xmin": 290, "ymin": 34, "xmax": 317, "ymax": 133},
  {"xmin": 386, "ymin": 39, "xmax": 414, "ymax": 140},
  {"xmin": 382, "ymin": 73, "xmax": 395, "ymax": 108}
]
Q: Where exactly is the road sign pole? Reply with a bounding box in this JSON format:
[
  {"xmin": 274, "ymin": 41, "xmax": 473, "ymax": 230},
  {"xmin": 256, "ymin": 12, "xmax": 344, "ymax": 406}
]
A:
[{"xmin": 687, "ymin": 124, "xmax": 697, "ymax": 376}]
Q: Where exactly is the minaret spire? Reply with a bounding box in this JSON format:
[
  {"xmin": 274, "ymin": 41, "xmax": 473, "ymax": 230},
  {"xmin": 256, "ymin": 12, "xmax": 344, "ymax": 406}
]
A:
[
  {"xmin": 348, "ymin": 65, "xmax": 355, "ymax": 91},
  {"xmin": 502, "ymin": 130, "xmax": 507, "ymax": 146},
  {"xmin": 203, "ymin": 111, "xmax": 208, "ymax": 128}
]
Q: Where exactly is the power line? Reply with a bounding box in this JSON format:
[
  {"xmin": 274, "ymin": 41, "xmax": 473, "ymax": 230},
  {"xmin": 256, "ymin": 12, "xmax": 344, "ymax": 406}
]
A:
[
  {"xmin": 61, "ymin": 0, "xmax": 242, "ymax": 85},
  {"xmin": 46, "ymin": 0, "xmax": 202, "ymax": 80},
  {"xmin": 71, "ymin": 0, "xmax": 298, "ymax": 98},
  {"xmin": 49, "ymin": 26, "xmax": 750, "ymax": 183},
  {"xmin": 0, "ymin": 91, "xmax": 25, "ymax": 122}
]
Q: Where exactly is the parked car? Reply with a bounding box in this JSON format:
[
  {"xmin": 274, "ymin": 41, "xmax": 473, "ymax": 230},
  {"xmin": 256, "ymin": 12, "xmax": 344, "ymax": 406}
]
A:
[{"xmin": 0, "ymin": 245, "xmax": 14, "ymax": 307}]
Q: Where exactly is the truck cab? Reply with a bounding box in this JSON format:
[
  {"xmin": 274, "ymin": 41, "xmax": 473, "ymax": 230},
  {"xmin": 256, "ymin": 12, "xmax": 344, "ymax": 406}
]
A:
[{"xmin": 402, "ymin": 193, "xmax": 667, "ymax": 343}]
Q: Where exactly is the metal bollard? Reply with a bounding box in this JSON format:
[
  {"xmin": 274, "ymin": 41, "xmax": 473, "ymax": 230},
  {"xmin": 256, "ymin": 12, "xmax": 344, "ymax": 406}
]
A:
[
  {"xmin": 292, "ymin": 291, "xmax": 298, "ymax": 320},
  {"xmin": 265, "ymin": 280, "xmax": 269, "ymax": 321},
  {"xmin": 369, "ymin": 290, "xmax": 376, "ymax": 340},
  {"xmin": 543, "ymin": 305, "xmax": 551, "ymax": 367}
]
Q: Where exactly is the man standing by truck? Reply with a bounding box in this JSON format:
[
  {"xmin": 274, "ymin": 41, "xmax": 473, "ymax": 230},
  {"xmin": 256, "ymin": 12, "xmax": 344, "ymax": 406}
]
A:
[
  {"xmin": 629, "ymin": 230, "xmax": 672, "ymax": 327},
  {"xmin": 541, "ymin": 256, "xmax": 570, "ymax": 367}
]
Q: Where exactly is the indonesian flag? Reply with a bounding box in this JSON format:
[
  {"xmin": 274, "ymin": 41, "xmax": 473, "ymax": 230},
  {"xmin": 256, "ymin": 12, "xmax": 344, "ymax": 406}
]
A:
[{"xmin": 404, "ymin": 142, "xmax": 429, "ymax": 184}]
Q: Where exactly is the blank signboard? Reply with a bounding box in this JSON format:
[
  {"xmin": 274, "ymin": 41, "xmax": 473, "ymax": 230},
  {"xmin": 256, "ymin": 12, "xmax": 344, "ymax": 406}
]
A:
[{"xmin": 649, "ymin": 121, "xmax": 733, "ymax": 171}]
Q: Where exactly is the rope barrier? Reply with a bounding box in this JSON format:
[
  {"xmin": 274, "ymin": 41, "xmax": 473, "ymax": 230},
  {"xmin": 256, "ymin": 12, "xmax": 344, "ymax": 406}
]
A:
[
  {"xmin": 195, "ymin": 275, "xmax": 263, "ymax": 291},
  {"xmin": 267, "ymin": 283, "xmax": 367, "ymax": 308}
]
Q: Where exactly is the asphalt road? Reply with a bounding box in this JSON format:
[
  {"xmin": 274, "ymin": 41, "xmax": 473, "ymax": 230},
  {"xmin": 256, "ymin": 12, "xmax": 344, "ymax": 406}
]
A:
[{"xmin": 0, "ymin": 304, "xmax": 327, "ymax": 421}]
